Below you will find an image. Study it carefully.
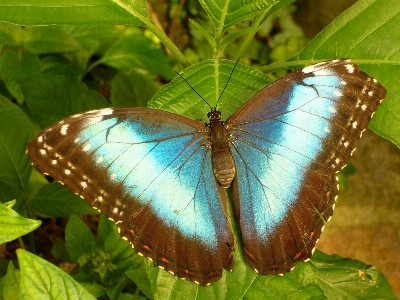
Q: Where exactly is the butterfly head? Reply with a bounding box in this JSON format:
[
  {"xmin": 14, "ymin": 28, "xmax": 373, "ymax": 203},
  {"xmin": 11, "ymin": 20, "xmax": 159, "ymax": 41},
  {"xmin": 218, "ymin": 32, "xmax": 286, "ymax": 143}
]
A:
[{"xmin": 207, "ymin": 109, "xmax": 222, "ymax": 123}]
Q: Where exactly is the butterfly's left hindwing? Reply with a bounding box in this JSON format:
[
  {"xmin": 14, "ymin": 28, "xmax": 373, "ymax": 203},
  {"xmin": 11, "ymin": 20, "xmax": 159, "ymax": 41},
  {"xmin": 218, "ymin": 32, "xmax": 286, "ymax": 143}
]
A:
[
  {"xmin": 28, "ymin": 107, "xmax": 234, "ymax": 286},
  {"xmin": 227, "ymin": 59, "xmax": 386, "ymax": 274}
]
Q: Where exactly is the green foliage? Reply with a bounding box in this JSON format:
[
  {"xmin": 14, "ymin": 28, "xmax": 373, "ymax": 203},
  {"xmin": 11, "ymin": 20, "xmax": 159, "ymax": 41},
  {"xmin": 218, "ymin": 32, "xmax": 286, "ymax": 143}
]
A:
[
  {"xmin": 0, "ymin": 0, "xmax": 398, "ymax": 299},
  {"xmin": 0, "ymin": 200, "xmax": 41, "ymax": 244}
]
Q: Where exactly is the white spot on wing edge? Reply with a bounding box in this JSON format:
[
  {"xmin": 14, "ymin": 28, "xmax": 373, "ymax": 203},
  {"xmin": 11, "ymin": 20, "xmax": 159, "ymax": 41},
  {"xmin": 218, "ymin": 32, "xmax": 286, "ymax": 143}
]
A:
[
  {"xmin": 345, "ymin": 64, "xmax": 355, "ymax": 73},
  {"xmin": 60, "ymin": 124, "xmax": 69, "ymax": 135},
  {"xmin": 94, "ymin": 108, "xmax": 114, "ymax": 116},
  {"xmin": 81, "ymin": 181, "xmax": 87, "ymax": 188},
  {"xmin": 38, "ymin": 136, "xmax": 44, "ymax": 143}
]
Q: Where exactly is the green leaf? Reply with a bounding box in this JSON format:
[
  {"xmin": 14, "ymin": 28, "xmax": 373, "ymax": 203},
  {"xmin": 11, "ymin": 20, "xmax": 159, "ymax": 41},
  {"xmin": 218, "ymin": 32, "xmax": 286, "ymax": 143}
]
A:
[
  {"xmin": 199, "ymin": 0, "xmax": 278, "ymax": 34},
  {"xmin": 62, "ymin": 26, "xmax": 121, "ymax": 70},
  {"xmin": 20, "ymin": 74, "xmax": 109, "ymax": 128},
  {"xmin": 0, "ymin": 200, "xmax": 41, "ymax": 244},
  {"xmin": 125, "ymin": 268, "xmax": 152, "ymax": 299},
  {"xmin": 149, "ymin": 59, "xmax": 270, "ymax": 121},
  {"xmin": 40, "ymin": 55, "xmax": 84, "ymax": 78},
  {"xmin": 243, "ymin": 250, "xmax": 397, "ymax": 299},
  {"xmin": 292, "ymin": 0, "xmax": 400, "ymax": 147},
  {"xmin": 189, "ymin": 19, "xmax": 217, "ymax": 52},
  {"xmin": 0, "ymin": 262, "xmax": 20, "ymax": 300},
  {"xmin": 51, "ymin": 242, "xmax": 70, "ymax": 262},
  {"xmin": 65, "ymin": 215, "xmax": 96, "ymax": 262},
  {"xmin": 97, "ymin": 215, "xmax": 142, "ymax": 271},
  {"xmin": 0, "ymin": 95, "xmax": 34, "ymax": 192},
  {"xmin": 23, "ymin": 26, "xmax": 81, "ymax": 54},
  {"xmin": 99, "ymin": 33, "xmax": 175, "ymax": 80},
  {"xmin": 313, "ymin": 251, "xmax": 397, "ymax": 299},
  {"xmin": 0, "ymin": 182, "xmax": 24, "ymax": 211},
  {"xmin": 77, "ymin": 282, "xmax": 106, "ymax": 298},
  {"xmin": 0, "ymin": 49, "xmax": 41, "ymax": 103},
  {"xmin": 110, "ymin": 70, "xmax": 160, "ymax": 107},
  {"xmin": 0, "ymin": 23, "xmax": 19, "ymax": 46},
  {"xmin": 17, "ymin": 249, "xmax": 96, "ymax": 300},
  {"xmin": 29, "ymin": 182, "xmax": 98, "ymax": 217},
  {"xmin": 0, "ymin": 0, "xmax": 148, "ymax": 26}
]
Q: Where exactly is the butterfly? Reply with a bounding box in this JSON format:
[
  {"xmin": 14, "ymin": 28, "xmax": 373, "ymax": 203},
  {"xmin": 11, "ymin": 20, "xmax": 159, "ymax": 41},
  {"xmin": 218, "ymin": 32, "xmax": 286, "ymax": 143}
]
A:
[{"xmin": 27, "ymin": 59, "xmax": 386, "ymax": 286}]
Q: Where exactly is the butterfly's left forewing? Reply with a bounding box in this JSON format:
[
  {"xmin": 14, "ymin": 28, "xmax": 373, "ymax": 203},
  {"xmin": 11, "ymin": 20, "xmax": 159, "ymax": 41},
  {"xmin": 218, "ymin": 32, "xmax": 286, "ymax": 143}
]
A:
[
  {"xmin": 226, "ymin": 60, "xmax": 386, "ymax": 274},
  {"xmin": 28, "ymin": 107, "xmax": 234, "ymax": 286}
]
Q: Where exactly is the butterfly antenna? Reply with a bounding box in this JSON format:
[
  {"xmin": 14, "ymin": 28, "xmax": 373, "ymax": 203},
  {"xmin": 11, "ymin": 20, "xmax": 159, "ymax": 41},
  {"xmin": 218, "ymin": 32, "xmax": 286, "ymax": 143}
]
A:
[
  {"xmin": 215, "ymin": 59, "xmax": 240, "ymax": 109},
  {"xmin": 174, "ymin": 71, "xmax": 212, "ymax": 110}
]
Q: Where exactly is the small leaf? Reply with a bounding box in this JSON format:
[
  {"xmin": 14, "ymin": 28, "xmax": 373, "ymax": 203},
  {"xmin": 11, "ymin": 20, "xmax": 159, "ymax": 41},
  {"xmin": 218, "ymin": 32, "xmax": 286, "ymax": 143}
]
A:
[
  {"xmin": 29, "ymin": 182, "xmax": 98, "ymax": 217},
  {"xmin": 23, "ymin": 26, "xmax": 81, "ymax": 54},
  {"xmin": 0, "ymin": 262, "xmax": 20, "ymax": 300},
  {"xmin": 110, "ymin": 70, "xmax": 160, "ymax": 107},
  {"xmin": 313, "ymin": 251, "xmax": 397, "ymax": 299},
  {"xmin": 199, "ymin": 0, "xmax": 277, "ymax": 33},
  {"xmin": 0, "ymin": 95, "xmax": 34, "ymax": 193},
  {"xmin": 0, "ymin": 23, "xmax": 18, "ymax": 46},
  {"xmin": 65, "ymin": 215, "xmax": 96, "ymax": 262},
  {"xmin": 17, "ymin": 249, "xmax": 96, "ymax": 300},
  {"xmin": 0, "ymin": 49, "xmax": 41, "ymax": 103},
  {"xmin": 20, "ymin": 74, "xmax": 109, "ymax": 128},
  {"xmin": 0, "ymin": 201, "xmax": 41, "ymax": 244},
  {"xmin": 189, "ymin": 19, "xmax": 216, "ymax": 52},
  {"xmin": 243, "ymin": 250, "xmax": 397, "ymax": 299},
  {"xmin": 99, "ymin": 34, "xmax": 175, "ymax": 80},
  {"xmin": 0, "ymin": 182, "xmax": 25, "ymax": 212}
]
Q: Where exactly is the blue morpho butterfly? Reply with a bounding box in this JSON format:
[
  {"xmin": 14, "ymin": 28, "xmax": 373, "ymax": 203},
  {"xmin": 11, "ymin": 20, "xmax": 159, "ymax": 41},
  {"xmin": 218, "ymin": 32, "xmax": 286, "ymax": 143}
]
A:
[{"xmin": 27, "ymin": 59, "xmax": 386, "ymax": 286}]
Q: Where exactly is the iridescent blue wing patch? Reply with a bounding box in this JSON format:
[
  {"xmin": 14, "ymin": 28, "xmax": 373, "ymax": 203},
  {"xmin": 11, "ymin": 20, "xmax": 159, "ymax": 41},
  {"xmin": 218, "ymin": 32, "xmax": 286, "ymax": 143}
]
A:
[
  {"xmin": 226, "ymin": 59, "xmax": 386, "ymax": 274},
  {"xmin": 27, "ymin": 107, "xmax": 234, "ymax": 286}
]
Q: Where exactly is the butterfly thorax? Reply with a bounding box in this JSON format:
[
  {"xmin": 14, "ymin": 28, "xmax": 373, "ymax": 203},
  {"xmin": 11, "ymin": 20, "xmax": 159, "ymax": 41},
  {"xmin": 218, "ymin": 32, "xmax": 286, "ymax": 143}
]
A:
[{"xmin": 207, "ymin": 109, "xmax": 236, "ymax": 188}]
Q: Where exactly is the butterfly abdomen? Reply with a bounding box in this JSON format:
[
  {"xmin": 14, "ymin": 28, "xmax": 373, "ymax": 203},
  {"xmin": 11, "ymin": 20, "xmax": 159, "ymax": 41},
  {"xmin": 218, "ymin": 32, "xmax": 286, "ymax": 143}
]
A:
[{"xmin": 208, "ymin": 116, "xmax": 236, "ymax": 188}]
